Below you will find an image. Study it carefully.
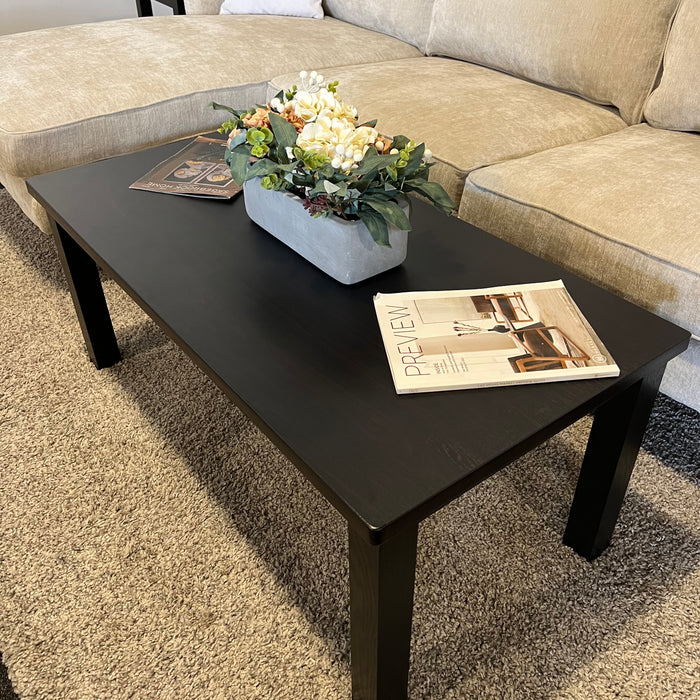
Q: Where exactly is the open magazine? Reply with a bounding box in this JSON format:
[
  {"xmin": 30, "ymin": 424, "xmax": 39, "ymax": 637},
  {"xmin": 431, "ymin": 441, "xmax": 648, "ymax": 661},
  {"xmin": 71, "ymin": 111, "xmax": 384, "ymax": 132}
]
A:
[
  {"xmin": 130, "ymin": 136, "xmax": 241, "ymax": 199},
  {"xmin": 374, "ymin": 280, "xmax": 619, "ymax": 394}
]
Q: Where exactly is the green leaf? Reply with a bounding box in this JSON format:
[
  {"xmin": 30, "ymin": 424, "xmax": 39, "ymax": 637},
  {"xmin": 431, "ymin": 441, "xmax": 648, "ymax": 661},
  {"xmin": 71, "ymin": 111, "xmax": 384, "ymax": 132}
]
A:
[
  {"xmin": 411, "ymin": 163, "xmax": 430, "ymax": 181},
  {"xmin": 343, "ymin": 199, "xmax": 359, "ymax": 216},
  {"xmin": 211, "ymin": 101, "xmax": 242, "ymax": 117},
  {"xmin": 227, "ymin": 130, "xmax": 247, "ymax": 150},
  {"xmin": 247, "ymin": 127, "xmax": 273, "ymax": 146},
  {"xmin": 323, "ymin": 180, "xmax": 341, "ymax": 194},
  {"xmin": 261, "ymin": 173, "xmax": 280, "ymax": 190},
  {"xmin": 366, "ymin": 199, "xmax": 411, "ymax": 231},
  {"xmin": 298, "ymin": 149, "xmax": 331, "ymax": 171},
  {"xmin": 391, "ymin": 135, "xmax": 412, "ymax": 151},
  {"xmin": 400, "ymin": 143, "xmax": 425, "ymax": 178},
  {"xmin": 228, "ymin": 151, "xmax": 249, "ymax": 185},
  {"xmin": 357, "ymin": 208, "xmax": 391, "ymax": 247},
  {"xmin": 309, "ymin": 179, "xmax": 329, "ymax": 196},
  {"xmin": 354, "ymin": 150, "xmax": 398, "ymax": 177},
  {"xmin": 318, "ymin": 163, "xmax": 336, "ymax": 179},
  {"xmin": 363, "ymin": 185, "xmax": 400, "ymax": 200},
  {"xmin": 268, "ymin": 112, "xmax": 298, "ymax": 161},
  {"xmin": 352, "ymin": 150, "xmax": 401, "ymax": 193},
  {"xmin": 246, "ymin": 158, "xmax": 282, "ymax": 180},
  {"xmin": 404, "ymin": 180, "xmax": 455, "ymax": 215},
  {"xmin": 250, "ymin": 144, "xmax": 269, "ymax": 158}
]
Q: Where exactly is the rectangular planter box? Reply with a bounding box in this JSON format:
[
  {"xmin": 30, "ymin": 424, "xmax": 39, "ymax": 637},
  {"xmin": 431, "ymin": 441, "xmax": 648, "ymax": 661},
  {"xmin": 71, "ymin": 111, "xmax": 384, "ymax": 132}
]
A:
[{"xmin": 243, "ymin": 178, "xmax": 408, "ymax": 285}]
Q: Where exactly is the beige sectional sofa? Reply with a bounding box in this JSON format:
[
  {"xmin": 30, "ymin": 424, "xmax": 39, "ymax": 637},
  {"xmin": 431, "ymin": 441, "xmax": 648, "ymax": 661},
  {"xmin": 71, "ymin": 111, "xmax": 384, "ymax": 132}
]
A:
[{"xmin": 0, "ymin": 0, "xmax": 698, "ymax": 411}]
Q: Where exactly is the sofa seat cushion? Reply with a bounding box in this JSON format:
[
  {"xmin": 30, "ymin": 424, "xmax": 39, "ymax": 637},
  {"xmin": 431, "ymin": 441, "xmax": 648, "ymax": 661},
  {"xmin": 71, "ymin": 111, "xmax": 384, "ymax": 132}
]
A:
[
  {"xmin": 0, "ymin": 14, "xmax": 420, "ymax": 232},
  {"xmin": 0, "ymin": 15, "xmax": 420, "ymax": 180},
  {"xmin": 657, "ymin": 336, "xmax": 700, "ymax": 412},
  {"xmin": 460, "ymin": 124, "xmax": 700, "ymax": 341},
  {"xmin": 270, "ymin": 57, "xmax": 627, "ymax": 207}
]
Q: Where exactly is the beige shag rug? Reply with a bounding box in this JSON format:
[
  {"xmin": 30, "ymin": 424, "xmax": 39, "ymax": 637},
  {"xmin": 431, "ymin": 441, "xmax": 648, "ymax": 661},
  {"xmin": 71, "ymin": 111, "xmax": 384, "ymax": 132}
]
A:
[{"xmin": 1, "ymin": 189, "xmax": 699, "ymax": 699}]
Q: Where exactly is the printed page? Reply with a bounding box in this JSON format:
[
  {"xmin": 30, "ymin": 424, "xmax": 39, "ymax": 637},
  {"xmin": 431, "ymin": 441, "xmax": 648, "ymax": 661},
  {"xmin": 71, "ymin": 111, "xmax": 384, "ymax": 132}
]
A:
[
  {"xmin": 374, "ymin": 280, "xmax": 619, "ymax": 394},
  {"xmin": 130, "ymin": 136, "xmax": 242, "ymax": 199}
]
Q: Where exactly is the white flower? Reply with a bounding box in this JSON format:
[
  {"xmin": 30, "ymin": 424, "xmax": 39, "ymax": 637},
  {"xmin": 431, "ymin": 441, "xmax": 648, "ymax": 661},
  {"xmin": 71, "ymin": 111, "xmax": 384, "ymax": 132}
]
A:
[
  {"xmin": 290, "ymin": 88, "xmax": 357, "ymax": 124},
  {"xmin": 296, "ymin": 117, "xmax": 378, "ymax": 171},
  {"xmin": 296, "ymin": 120, "xmax": 329, "ymax": 152},
  {"xmin": 424, "ymin": 148, "xmax": 433, "ymax": 162},
  {"xmin": 313, "ymin": 90, "xmax": 338, "ymax": 117},
  {"xmin": 299, "ymin": 70, "xmax": 308, "ymax": 80},
  {"xmin": 329, "ymin": 96, "xmax": 357, "ymax": 121},
  {"xmin": 292, "ymin": 90, "xmax": 320, "ymax": 122}
]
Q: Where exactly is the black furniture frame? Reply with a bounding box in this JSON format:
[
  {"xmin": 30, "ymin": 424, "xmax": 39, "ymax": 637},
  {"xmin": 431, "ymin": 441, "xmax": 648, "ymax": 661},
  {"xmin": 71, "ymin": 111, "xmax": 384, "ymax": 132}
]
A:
[
  {"xmin": 27, "ymin": 140, "xmax": 690, "ymax": 700},
  {"xmin": 136, "ymin": 0, "xmax": 186, "ymax": 17}
]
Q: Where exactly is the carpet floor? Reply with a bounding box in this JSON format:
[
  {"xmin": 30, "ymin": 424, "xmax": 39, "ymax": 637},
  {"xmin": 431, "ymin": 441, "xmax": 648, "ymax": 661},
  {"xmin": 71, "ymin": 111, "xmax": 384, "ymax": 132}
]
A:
[{"xmin": 1, "ymin": 189, "xmax": 699, "ymax": 699}]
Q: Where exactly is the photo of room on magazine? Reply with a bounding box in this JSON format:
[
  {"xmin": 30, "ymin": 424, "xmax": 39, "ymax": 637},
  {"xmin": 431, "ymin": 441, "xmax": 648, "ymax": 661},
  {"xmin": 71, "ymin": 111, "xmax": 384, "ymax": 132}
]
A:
[{"xmin": 374, "ymin": 280, "xmax": 619, "ymax": 394}]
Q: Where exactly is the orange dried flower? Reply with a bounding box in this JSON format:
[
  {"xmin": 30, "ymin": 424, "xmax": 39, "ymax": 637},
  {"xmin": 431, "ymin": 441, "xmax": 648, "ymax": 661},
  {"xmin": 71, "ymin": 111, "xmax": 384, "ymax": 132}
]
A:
[
  {"xmin": 280, "ymin": 106, "xmax": 306, "ymax": 134},
  {"xmin": 242, "ymin": 107, "xmax": 271, "ymax": 129}
]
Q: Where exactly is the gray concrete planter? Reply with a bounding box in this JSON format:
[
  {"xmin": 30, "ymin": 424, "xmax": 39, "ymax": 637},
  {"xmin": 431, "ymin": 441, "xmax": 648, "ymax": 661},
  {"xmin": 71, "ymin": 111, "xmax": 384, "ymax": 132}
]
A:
[{"xmin": 243, "ymin": 178, "xmax": 408, "ymax": 285}]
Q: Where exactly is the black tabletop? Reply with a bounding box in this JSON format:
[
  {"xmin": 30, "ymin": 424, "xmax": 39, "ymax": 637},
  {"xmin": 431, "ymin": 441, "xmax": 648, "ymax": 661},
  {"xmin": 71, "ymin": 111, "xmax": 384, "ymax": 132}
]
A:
[{"xmin": 28, "ymin": 141, "xmax": 690, "ymax": 543}]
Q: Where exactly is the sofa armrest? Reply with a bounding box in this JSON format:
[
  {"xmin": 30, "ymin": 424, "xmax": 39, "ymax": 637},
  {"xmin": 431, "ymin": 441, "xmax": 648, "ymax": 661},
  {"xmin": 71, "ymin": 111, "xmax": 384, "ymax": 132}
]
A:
[{"xmin": 136, "ymin": 0, "xmax": 187, "ymax": 16}]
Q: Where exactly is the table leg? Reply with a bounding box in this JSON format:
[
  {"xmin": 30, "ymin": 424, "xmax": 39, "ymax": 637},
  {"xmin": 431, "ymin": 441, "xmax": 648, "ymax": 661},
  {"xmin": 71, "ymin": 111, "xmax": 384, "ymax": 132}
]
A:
[
  {"xmin": 51, "ymin": 221, "xmax": 121, "ymax": 369},
  {"xmin": 563, "ymin": 363, "xmax": 665, "ymax": 561},
  {"xmin": 349, "ymin": 525, "xmax": 418, "ymax": 700}
]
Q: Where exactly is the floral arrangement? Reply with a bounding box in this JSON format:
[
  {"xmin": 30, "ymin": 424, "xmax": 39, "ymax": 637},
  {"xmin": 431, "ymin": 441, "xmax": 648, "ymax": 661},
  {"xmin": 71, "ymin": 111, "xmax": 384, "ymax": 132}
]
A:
[{"xmin": 212, "ymin": 71, "xmax": 454, "ymax": 246}]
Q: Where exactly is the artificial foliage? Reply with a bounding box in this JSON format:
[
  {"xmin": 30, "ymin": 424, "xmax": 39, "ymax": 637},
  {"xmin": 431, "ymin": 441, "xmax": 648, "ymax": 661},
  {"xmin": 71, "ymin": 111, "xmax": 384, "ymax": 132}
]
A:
[{"xmin": 213, "ymin": 71, "xmax": 454, "ymax": 246}]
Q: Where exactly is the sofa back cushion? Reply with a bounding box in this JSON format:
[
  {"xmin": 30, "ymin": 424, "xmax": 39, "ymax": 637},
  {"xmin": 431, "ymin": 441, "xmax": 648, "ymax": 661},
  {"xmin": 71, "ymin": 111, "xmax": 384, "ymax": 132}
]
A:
[
  {"xmin": 323, "ymin": 0, "xmax": 435, "ymax": 51},
  {"xmin": 426, "ymin": 0, "xmax": 680, "ymax": 124},
  {"xmin": 644, "ymin": 0, "xmax": 700, "ymax": 132},
  {"xmin": 184, "ymin": 0, "xmax": 222, "ymax": 13}
]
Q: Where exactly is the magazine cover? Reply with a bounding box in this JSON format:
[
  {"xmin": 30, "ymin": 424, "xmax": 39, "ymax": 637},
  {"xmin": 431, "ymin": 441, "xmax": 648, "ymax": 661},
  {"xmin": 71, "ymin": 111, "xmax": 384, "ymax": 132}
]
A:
[
  {"xmin": 130, "ymin": 136, "xmax": 241, "ymax": 199},
  {"xmin": 374, "ymin": 280, "xmax": 619, "ymax": 394}
]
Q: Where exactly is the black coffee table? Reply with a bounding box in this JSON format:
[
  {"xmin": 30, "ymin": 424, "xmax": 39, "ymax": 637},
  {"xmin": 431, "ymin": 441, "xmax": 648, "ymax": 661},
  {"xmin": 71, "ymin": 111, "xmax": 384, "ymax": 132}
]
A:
[{"xmin": 27, "ymin": 141, "xmax": 690, "ymax": 700}]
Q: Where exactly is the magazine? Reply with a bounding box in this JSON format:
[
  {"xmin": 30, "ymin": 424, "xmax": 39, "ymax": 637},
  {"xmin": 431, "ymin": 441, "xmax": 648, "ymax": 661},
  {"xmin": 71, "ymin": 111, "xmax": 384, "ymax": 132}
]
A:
[
  {"xmin": 374, "ymin": 280, "xmax": 619, "ymax": 394},
  {"xmin": 129, "ymin": 136, "xmax": 241, "ymax": 199}
]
